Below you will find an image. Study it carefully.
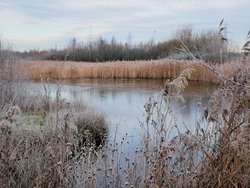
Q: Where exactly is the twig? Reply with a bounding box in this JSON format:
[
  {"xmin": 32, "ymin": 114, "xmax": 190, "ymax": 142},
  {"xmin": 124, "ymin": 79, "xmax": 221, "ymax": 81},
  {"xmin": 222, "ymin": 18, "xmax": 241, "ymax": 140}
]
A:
[{"xmin": 179, "ymin": 40, "xmax": 243, "ymax": 87}]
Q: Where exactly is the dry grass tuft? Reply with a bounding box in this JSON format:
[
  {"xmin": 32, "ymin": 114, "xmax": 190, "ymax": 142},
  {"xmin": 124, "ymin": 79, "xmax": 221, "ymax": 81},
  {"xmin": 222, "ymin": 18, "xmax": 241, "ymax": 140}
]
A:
[
  {"xmin": 74, "ymin": 109, "xmax": 107, "ymax": 147},
  {"xmin": 163, "ymin": 67, "xmax": 194, "ymax": 98}
]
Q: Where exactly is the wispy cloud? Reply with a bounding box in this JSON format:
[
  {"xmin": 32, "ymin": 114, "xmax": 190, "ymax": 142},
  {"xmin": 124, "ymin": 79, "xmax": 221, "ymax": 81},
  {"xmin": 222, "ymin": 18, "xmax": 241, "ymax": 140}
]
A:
[{"xmin": 0, "ymin": 0, "xmax": 249, "ymax": 51}]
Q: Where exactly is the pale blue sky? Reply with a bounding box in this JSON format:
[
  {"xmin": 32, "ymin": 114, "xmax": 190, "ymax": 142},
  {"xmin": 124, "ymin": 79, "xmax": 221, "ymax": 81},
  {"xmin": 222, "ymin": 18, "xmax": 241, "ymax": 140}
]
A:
[{"xmin": 0, "ymin": 0, "xmax": 249, "ymax": 51}]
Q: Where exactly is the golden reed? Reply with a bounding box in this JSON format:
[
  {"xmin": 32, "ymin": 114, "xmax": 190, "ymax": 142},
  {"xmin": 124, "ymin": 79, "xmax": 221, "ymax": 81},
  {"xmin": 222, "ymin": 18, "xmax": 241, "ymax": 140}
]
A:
[{"xmin": 22, "ymin": 60, "xmax": 236, "ymax": 83}]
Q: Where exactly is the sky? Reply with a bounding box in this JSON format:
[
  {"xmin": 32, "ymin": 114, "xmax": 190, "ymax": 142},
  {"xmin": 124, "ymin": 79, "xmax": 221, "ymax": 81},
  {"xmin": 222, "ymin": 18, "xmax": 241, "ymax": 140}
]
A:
[{"xmin": 0, "ymin": 0, "xmax": 249, "ymax": 51}]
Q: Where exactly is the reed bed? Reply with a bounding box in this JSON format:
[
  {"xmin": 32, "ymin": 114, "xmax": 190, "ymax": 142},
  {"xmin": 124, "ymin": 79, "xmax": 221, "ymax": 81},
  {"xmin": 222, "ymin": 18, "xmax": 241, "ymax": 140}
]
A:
[{"xmin": 23, "ymin": 60, "xmax": 236, "ymax": 83}]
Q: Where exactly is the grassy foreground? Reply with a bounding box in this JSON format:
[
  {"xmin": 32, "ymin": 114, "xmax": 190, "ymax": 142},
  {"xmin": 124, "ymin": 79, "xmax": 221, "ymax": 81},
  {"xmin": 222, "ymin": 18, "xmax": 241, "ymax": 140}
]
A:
[{"xmin": 24, "ymin": 60, "xmax": 237, "ymax": 83}]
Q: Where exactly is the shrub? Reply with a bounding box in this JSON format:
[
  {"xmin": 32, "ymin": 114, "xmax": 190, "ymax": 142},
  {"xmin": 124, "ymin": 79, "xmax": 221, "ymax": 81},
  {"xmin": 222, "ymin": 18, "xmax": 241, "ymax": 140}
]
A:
[{"xmin": 74, "ymin": 109, "xmax": 107, "ymax": 147}]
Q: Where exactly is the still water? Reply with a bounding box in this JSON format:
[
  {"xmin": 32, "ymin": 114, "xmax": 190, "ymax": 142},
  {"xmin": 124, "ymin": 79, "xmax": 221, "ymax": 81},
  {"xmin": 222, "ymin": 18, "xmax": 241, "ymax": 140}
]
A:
[{"xmin": 28, "ymin": 79, "xmax": 216, "ymax": 140}]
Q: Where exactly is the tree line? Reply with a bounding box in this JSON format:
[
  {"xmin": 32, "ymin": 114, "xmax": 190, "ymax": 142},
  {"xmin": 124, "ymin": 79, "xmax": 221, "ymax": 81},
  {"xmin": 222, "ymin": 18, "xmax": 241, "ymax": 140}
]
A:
[{"xmin": 17, "ymin": 26, "xmax": 237, "ymax": 63}]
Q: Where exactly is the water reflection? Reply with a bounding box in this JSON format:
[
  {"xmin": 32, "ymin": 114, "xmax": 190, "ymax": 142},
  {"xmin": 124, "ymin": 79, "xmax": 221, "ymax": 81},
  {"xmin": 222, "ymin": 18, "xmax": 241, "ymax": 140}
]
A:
[{"xmin": 29, "ymin": 79, "xmax": 217, "ymax": 140}]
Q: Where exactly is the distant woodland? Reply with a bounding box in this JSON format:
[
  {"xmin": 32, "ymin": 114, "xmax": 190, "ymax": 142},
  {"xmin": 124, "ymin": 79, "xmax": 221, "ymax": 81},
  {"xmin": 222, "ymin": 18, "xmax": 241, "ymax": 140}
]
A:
[{"xmin": 10, "ymin": 26, "xmax": 239, "ymax": 63}]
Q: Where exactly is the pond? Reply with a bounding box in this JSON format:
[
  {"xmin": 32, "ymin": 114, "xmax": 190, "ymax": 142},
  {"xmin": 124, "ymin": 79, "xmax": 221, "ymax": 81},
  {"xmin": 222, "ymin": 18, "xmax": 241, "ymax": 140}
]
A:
[{"xmin": 28, "ymin": 79, "xmax": 217, "ymax": 142}]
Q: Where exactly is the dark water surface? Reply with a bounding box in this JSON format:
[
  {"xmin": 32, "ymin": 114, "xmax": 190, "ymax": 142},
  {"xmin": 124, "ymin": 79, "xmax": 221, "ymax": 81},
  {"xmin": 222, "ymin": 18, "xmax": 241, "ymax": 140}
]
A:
[{"xmin": 28, "ymin": 79, "xmax": 217, "ymax": 141}]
